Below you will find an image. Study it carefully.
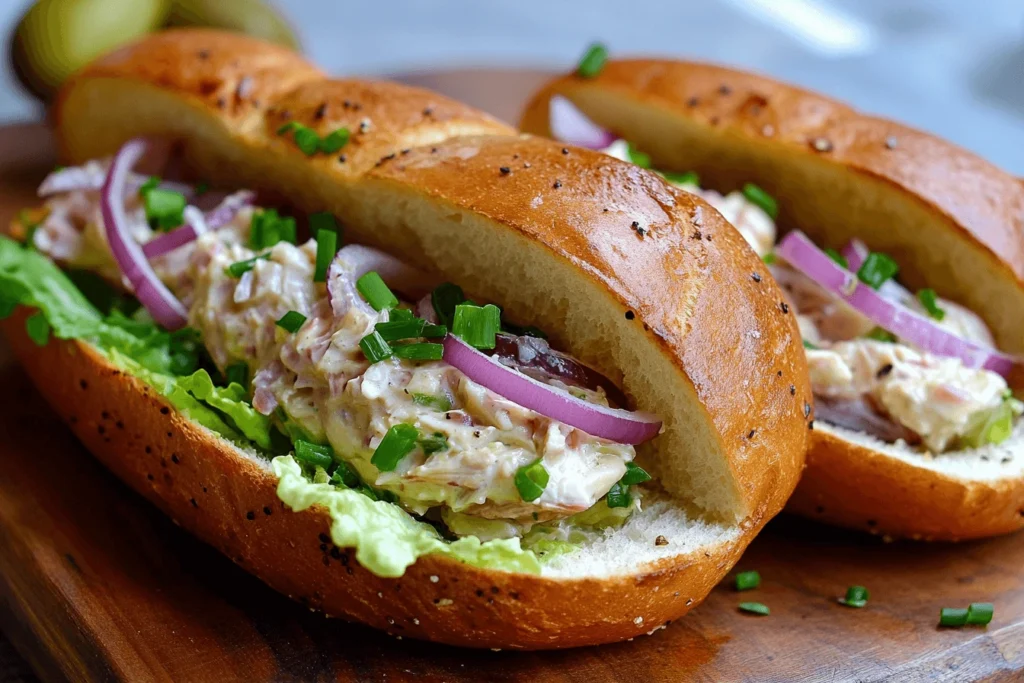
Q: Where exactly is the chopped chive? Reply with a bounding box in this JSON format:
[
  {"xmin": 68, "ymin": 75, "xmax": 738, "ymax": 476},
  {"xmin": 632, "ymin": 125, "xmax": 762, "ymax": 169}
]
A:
[
  {"xmin": 329, "ymin": 460, "xmax": 361, "ymax": 489},
  {"xmin": 660, "ymin": 170, "xmax": 700, "ymax": 186},
  {"xmin": 374, "ymin": 318, "xmax": 426, "ymax": 342},
  {"xmin": 25, "ymin": 312, "xmax": 50, "ymax": 346},
  {"xmin": 735, "ymin": 571, "xmax": 761, "ymax": 591},
  {"xmin": 431, "ymin": 283, "xmax": 465, "ymax": 328},
  {"xmin": 371, "ymin": 423, "xmax": 420, "ymax": 472},
  {"xmin": 742, "ymin": 183, "xmax": 778, "ymax": 219},
  {"xmin": 576, "ymin": 42, "xmax": 608, "ymax": 78},
  {"xmin": 762, "ymin": 252, "xmax": 777, "ymax": 265},
  {"xmin": 514, "ymin": 458, "xmax": 550, "ymax": 502},
  {"xmin": 606, "ymin": 481, "xmax": 632, "ymax": 508},
  {"xmin": 359, "ymin": 331, "xmax": 393, "ymax": 363},
  {"xmin": 320, "ymin": 127, "xmax": 350, "ymax": 154},
  {"xmin": 143, "ymin": 187, "xmax": 186, "ymax": 231},
  {"xmin": 802, "ymin": 339, "xmax": 818, "ymax": 349},
  {"xmin": 917, "ymin": 288, "xmax": 946, "ymax": 320},
  {"xmin": 276, "ymin": 310, "xmax": 307, "ymax": 333},
  {"xmin": 392, "ymin": 342, "xmax": 444, "ymax": 361},
  {"xmin": 225, "ymin": 362, "xmax": 248, "ymax": 388},
  {"xmin": 225, "ymin": 253, "xmax": 270, "ymax": 278},
  {"xmin": 138, "ymin": 176, "xmax": 160, "ymax": 197},
  {"xmin": 412, "ymin": 393, "xmax": 452, "ymax": 412},
  {"xmin": 839, "ymin": 585, "xmax": 869, "ymax": 608},
  {"xmin": 452, "ymin": 303, "xmax": 500, "ymax": 349},
  {"xmin": 626, "ymin": 142, "xmax": 651, "ymax": 169},
  {"xmin": 824, "ymin": 248, "xmax": 848, "ymax": 269},
  {"xmin": 277, "ymin": 121, "xmax": 300, "ymax": 135},
  {"xmin": 738, "ymin": 602, "xmax": 770, "ymax": 616},
  {"xmin": 250, "ymin": 209, "xmax": 296, "ymax": 249},
  {"xmin": 309, "ymin": 212, "xmax": 338, "ymax": 237},
  {"xmin": 865, "ymin": 327, "xmax": 896, "ymax": 343},
  {"xmin": 857, "ymin": 252, "xmax": 899, "ymax": 290},
  {"xmin": 418, "ymin": 432, "xmax": 449, "ymax": 455},
  {"xmin": 619, "ymin": 461, "xmax": 652, "ymax": 486},
  {"xmin": 939, "ymin": 607, "xmax": 969, "ymax": 627},
  {"xmin": 294, "ymin": 440, "xmax": 334, "ymax": 469},
  {"xmin": 966, "ymin": 602, "xmax": 994, "ymax": 626},
  {"xmin": 314, "ymin": 227, "xmax": 338, "ymax": 282},
  {"xmin": 356, "ymin": 272, "xmax": 399, "ymax": 311},
  {"xmin": 389, "ymin": 308, "xmax": 414, "ymax": 321},
  {"xmin": 294, "ymin": 126, "xmax": 321, "ymax": 156}
]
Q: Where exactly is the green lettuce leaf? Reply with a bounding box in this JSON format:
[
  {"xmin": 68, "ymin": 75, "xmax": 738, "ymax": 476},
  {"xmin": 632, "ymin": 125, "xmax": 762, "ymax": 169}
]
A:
[
  {"xmin": 0, "ymin": 237, "xmax": 261, "ymax": 447},
  {"xmin": 177, "ymin": 369, "xmax": 272, "ymax": 448},
  {"xmin": 272, "ymin": 455, "xmax": 542, "ymax": 578}
]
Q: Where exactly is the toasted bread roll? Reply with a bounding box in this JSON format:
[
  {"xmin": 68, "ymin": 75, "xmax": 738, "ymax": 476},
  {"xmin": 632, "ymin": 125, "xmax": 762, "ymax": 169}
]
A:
[
  {"xmin": 521, "ymin": 59, "xmax": 1024, "ymax": 540},
  {"xmin": 3, "ymin": 32, "xmax": 809, "ymax": 648}
]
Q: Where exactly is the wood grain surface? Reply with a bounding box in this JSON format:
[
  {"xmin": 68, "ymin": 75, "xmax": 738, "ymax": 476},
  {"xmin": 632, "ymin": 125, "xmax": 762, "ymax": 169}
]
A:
[{"xmin": 0, "ymin": 73, "xmax": 1023, "ymax": 681}]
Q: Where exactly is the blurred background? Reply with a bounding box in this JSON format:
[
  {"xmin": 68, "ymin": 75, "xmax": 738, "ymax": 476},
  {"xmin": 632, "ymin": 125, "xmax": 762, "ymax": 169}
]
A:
[{"xmin": 2, "ymin": 0, "xmax": 1024, "ymax": 173}]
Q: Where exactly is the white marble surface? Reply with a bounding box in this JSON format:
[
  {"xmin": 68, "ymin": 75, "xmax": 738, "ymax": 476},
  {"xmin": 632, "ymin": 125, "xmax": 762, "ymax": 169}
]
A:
[{"xmin": 1, "ymin": 0, "xmax": 1022, "ymax": 167}]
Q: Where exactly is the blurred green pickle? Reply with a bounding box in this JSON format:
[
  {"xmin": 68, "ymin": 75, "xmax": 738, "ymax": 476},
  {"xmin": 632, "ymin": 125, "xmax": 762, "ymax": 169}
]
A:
[{"xmin": 11, "ymin": 0, "xmax": 298, "ymax": 101}]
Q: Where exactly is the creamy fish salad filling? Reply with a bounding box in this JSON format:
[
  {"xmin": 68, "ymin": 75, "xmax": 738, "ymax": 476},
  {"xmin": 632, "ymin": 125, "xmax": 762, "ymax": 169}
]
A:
[
  {"xmin": 28, "ymin": 160, "xmax": 650, "ymax": 541},
  {"xmin": 604, "ymin": 138, "xmax": 1019, "ymax": 453}
]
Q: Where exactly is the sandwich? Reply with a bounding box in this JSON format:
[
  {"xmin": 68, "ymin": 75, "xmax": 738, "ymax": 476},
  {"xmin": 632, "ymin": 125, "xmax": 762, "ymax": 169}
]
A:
[
  {"xmin": 521, "ymin": 49, "xmax": 1024, "ymax": 541},
  {"xmin": 0, "ymin": 31, "xmax": 810, "ymax": 648}
]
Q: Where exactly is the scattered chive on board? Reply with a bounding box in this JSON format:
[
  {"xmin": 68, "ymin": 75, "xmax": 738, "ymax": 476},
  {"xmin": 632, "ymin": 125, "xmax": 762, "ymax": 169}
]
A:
[
  {"xmin": 735, "ymin": 571, "xmax": 761, "ymax": 592},
  {"xmin": 738, "ymin": 602, "xmax": 770, "ymax": 616}
]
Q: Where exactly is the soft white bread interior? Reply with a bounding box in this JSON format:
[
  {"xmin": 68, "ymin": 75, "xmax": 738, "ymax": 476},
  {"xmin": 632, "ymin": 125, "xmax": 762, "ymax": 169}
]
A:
[
  {"xmin": 0, "ymin": 31, "xmax": 810, "ymax": 648},
  {"xmin": 520, "ymin": 59, "xmax": 1024, "ymax": 540}
]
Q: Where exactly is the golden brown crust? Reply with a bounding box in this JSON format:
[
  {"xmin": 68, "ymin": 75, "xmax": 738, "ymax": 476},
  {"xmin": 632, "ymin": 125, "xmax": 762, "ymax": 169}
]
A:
[
  {"xmin": 520, "ymin": 59, "xmax": 1024, "ymax": 540},
  {"xmin": 3, "ymin": 310, "xmax": 746, "ymax": 649},
  {"xmin": 15, "ymin": 32, "xmax": 811, "ymax": 647},
  {"xmin": 364, "ymin": 134, "xmax": 810, "ymax": 523},
  {"xmin": 789, "ymin": 430, "xmax": 1024, "ymax": 541},
  {"xmin": 519, "ymin": 59, "xmax": 1024, "ymax": 352}
]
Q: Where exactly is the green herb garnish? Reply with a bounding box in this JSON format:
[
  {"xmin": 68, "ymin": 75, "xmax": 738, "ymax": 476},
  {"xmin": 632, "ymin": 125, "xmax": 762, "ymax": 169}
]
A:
[
  {"xmin": 917, "ymin": 288, "xmax": 945, "ymax": 321},
  {"xmin": 294, "ymin": 440, "xmax": 334, "ymax": 470},
  {"xmin": 735, "ymin": 571, "xmax": 761, "ymax": 591},
  {"xmin": 660, "ymin": 170, "xmax": 700, "ymax": 186},
  {"xmin": 856, "ymin": 252, "xmax": 899, "ymax": 290},
  {"xmin": 865, "ymin": 327, "xmax": 896, "ymax": 343},
  {"xmin": 431, "ymin": 283, "xmax": 465, "ymax": 328},
  {"xmin": 320, "ymin": 127, "xmax": 350, "ymax": 154},
  {"xmin": 275, "ymin": 310, "xmax": 307, "ymax": 333},
  {"xmin": 514, "ymin": 458, "xmax": 550, "ymax": 502},
  {"xmin": 392, "ymin": 342, "xmax": 444, "ymax": 361},
  {"xmin": 576, "ymin": 42, "xmax": 608, "ymax": 78},
  {"xmin": 839, "ymin": 585, "xmax": 869, "ymax": 608},
  {"xmin": 626, "ymin": 142, "xmax": 651, "ymax": 169},
  {"xmin": 313, "ymin": 227, "xmax": 338, "ymax": 283},
  {"xmin": 143, "ymin": 187, "xmax": 186, "ymax": 232},
  {"xmin": 371, "ymin": 424, "xmax": 420, "ymax": 472},
  {"xmin": 452, "ymin": 303, "xmax": 501, "ymax": 349},
  {"xmin": 742, "ymin": 183, "xmax": 778, "ymax": 219},
  {"xmin": 356, "ymin": 271, "xmax": 399, "ymax": 312},
  {"xmin": 412, "ymin": 393, "xmax": 452, "ymax": 412},
  {"xmin": 738, "ymin": 602, "xmax": 770, "ymax": 616},
  {"xmin": 418, "ymin": 432, "xmax": 449, "ymax": 455},
  {"xmin": 225, "ymin": 253, "xmax": 270, "ymax": 278},
  {"xmin": 359, "ymin": 330, "xmax": 393, "ymax": 364}
]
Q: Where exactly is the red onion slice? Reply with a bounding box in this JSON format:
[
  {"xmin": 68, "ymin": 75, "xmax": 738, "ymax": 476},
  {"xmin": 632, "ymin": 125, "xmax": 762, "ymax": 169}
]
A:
[
  {"xmin": 549, "ymin": 95, "xmax": 617, "ymax": 150},
  {"xmin": 100, "ymin": 139, "xmax": 188, "ymax": 330},
  {"xmin": 140, "ymin": 191, "xmax": 254, "ymax": 259},
  {"xmin": 840, "ymin": 238, "xmax": 910, "ymax": 303},
  {"xmin": 327, "ymin": 245, "xmax": 437, "ymax": 318},
  {"xmin": 204, "ymin": 190, "xmax": 255, "ymax": 229},
  {"xmin": 778, "ymin": 231, "xmax": 1018, "ymax": 376},
  {"xmin": 490, "ymin": 333, "xmax": 628, "ymax": 407},
  {"xmin": 442, "ymin": 334, "xmax": 661, "ymax": 444},
  {"xmin": 39, "ymin": 163, "xmax": 194, "ymax": 198}
]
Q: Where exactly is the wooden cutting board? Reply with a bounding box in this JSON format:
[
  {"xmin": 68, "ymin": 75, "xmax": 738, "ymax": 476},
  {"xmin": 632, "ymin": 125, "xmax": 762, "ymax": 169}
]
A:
[{"xmin": 1, "ymin": 72, "xmax": 1024, "ymax": 682}]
